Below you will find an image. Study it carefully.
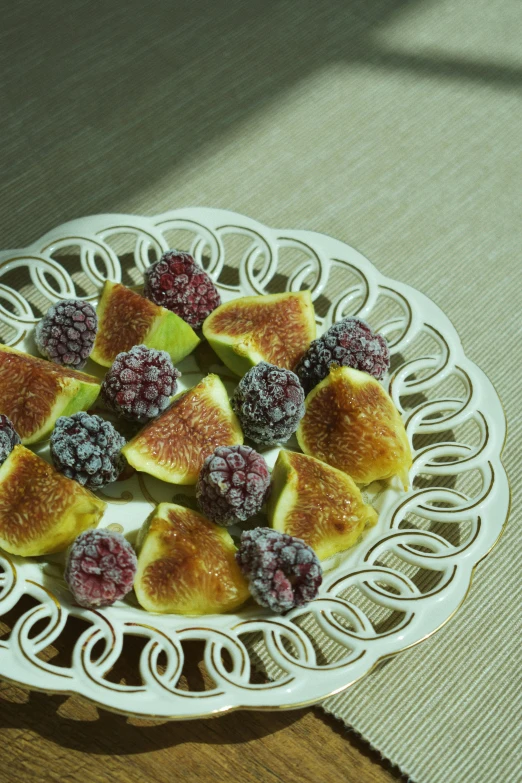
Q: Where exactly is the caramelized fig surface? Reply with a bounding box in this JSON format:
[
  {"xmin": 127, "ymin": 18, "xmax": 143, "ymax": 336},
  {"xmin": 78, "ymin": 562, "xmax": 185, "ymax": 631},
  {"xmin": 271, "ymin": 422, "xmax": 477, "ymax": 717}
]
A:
[
  {"xmin": 0, "ymin": 445, "xmax": 106, "ymax": 557},
  {"xmin": 91, "ymin": 281, "xmax": 199, "ymax": 367},
  {"xmin": 122, "ymin": 374, "xmax": 243, "ymax": 485},
  {"xmin": 268, "ymin": 450, "xmax": 378, "ymax": 560},
  {"xmin": 202, "ymin": 291, "xmax": 316, "ymax": 376},
  {"xmin": 0, "ymin": 344, "xmax": 100, "ymax": 444},
  {"xmin": 297, "ymin": 366, "xmax": 412, "ymax": 489},
  {"xmin": 135, "ymin": 502, "xmax": 249, "ymax": 614}
]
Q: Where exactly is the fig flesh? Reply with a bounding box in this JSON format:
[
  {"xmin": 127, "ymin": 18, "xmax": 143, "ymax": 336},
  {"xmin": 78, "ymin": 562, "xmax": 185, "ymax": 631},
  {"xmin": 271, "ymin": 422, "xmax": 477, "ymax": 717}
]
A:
[
  {"xmin": 0, "ymin": 344, "xmax": 101, "ymax": 444},
  {"xmin": 134, "ymin": 502, "xmax": 249, "ymax": 614},
  {"xmin": 297, "ymin": 366, "xmax": 412, "ymax": 489},
  {"xmin": 202, "ymin": 291, "xmax": 316, "ymax": 376},
  {"xmin": 91, "ymin": 281, "xmax": 200, "ymax": 368},
  {"xmin": 122, "ymin": 374, "xmax": 243, "ymax": 485},
  {"xmin": 0, "ymin": 445, "xmax": 106, "ymax": 556},
  {"xmin": 268, "ymin": 450, "xmax": 378, "ymax": 560}
]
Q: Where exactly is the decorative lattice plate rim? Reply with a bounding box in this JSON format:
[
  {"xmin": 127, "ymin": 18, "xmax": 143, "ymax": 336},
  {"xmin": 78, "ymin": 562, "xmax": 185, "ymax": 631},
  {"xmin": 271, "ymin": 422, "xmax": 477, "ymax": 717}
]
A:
[{"xmin": 0, "ymin": 208, "xmax": 509, "ymax": 719}]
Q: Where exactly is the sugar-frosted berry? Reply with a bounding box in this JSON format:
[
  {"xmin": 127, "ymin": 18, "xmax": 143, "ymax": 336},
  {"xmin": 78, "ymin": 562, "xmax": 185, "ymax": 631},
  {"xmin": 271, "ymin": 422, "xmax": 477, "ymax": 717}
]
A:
[
  {"xmin": 101, "ymin": 345, "xmax": 180, "ymax": 424},
  {"xmin": 236, "ymin": 528, "xmax": 322, "ymax": 613},
  {"xmin": 0, "ymin": 415, "xmax": 20, "ymax": 465},
  {"xmin": 231, "ymin": 362, "xmax": 305, "ymax": 445},
  {"xmin": 51, "ymin": 412, "xmax": 126, "ymax": 490},
  {"xmin": 296, "ymin": 317, "xmax": 390, "ymax": 394},
  {"xmin": 35, "ymin": 299, "xmax": 97, "ymax": 369},
  {"xmin": 65, "ymin": 528, "xmax": 137, "ymax": 608},
  {"xmin": 143, "ymin": 250, "xmax": 221, "ymax": 329},
  {"xmin": 196, "ymin": 445, "xmax": 270, "ymax": 526}
]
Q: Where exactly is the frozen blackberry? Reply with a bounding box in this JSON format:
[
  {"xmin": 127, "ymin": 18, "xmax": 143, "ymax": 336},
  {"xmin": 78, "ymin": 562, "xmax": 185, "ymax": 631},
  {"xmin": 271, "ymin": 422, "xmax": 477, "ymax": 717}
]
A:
[
  {"xmin": 0, "ymin": 415, "xmax": 20, "ymax": 465},
  {"xmin": 236, "ymin": 528, "xmax": 322, "ymax": 613},
  {"xmin": 296, "ymin": 317, "xmax": 390, "ymax": 394},
  {"xmin": 101, "ymin": 344, "xmax": 180, "ymax": 424},
  {"xmin": 51, "ymin": 412, "xmax": 126, "ymax": 490},
  {"xmin": 65, "ymin": 528, "xmax": 137, "ymax": 608},
  {"xmin": 231, "ymin": 362, "xmax": 305, "ymax": 445},
  {"xmin": 144, "ymin": 250, "xmax": 221, "ymax": 329},
  {"xmin": 196, "ymin": 445, "xmax": 270, "ymax": 526},
  {"xmin": 35, "ymin": 299, "xmax": 97, "ymax": 369}
]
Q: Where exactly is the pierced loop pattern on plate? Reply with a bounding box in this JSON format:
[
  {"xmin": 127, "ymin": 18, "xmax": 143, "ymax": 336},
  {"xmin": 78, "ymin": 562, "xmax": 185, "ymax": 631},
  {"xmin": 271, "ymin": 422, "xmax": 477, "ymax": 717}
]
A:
[{"xmin": 0, "ymin": 208, "xmax": 507, "ymax": 718}]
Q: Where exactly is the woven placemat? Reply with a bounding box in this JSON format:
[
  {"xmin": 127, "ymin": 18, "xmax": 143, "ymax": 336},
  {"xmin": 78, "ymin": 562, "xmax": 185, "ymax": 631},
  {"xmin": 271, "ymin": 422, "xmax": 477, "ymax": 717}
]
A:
[{"xmin": 2, "ymin": 1, "xmax": 520, "ymax": 781}]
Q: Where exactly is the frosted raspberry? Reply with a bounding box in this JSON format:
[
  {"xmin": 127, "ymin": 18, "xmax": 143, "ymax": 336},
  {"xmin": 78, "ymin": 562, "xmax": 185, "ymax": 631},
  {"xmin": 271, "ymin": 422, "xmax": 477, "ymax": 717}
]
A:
[
  {"xmin": 51, "ymin": 412, "xmax": 126, "ymax": 490},
  {"xmin": 101, "ymin": 345, "xmax": 180, "ymax": 424},
  {"xmin": 143, "ymin": 250, "xmax": 221, "ymax": 329},
  {"xmin": 196, "ymin": 445, "xmax": 270, "ymax": 526},
  {"xmin": 296, "ymin": 317, "xmax": 390, "ymax": 394},
  {"xmin": 35, "ymin": 299, "xmax": 97, "ymax": 369},
  {"xmin": 231, "ymin": 362, "xmax": 305, "ymax": 445},
  {"xmin": 0, "ymin": 415, "xmax": 20, "ymax": 465},
  {"xmin": 236, "ymin": 528, "xmax": 322, "ymax": 613},
  {"xmin": 65, "ymin": 528, "xmax": 137, "ymax": 608}
]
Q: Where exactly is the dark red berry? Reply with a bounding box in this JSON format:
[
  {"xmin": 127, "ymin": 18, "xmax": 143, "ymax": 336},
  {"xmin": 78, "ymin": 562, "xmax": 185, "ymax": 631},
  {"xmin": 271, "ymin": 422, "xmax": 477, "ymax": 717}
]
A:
[
  {"xmin": 196, "ymin": 445, "xmax": 270, "ymax": 526},
  {"xmin": 0, "ymin": 415, "xmax": 20, "ymax": 465},
  {"xmin": 231, "ymin": 362, "xmax": 305, "ymax": 445},
  {"xmin": 296, "ymin": 317, "xmax": 390, "ymax": 395},
  {"xmin": 143, "ymin": 250, "xmax": 221, "ymax": 329},
  {"xmin": 236, "ymin": 528, "xmax": 322, "ymax": 613},
  {"xmin": 65, "ymin": 528, "xmax": 137, "ymax": 608},
  {"xmin": 50, "ymin": 412, "xmax": 126, "ymax": 490},
  {"xmin": 101, "ymin": 344, "xmax": 180, "ymax": 424},
  {"xmin": 35, "ymin": 299, "xmax": 97, "ymax": 369}
]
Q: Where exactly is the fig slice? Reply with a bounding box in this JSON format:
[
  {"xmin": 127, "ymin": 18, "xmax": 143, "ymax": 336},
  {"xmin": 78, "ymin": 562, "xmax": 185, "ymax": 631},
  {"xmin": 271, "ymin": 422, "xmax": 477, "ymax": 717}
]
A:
[
  {"xmin": 91, "ymin": 280, "xmax": 200, "ymax": 368},
  {"xmin": 297, "ymin": 366, "xmax": 412, "ymax": 489},
  {"xmin": 134, "ymin": 502, "xmax": 250, "ymax": 614},
  {"xmin": 0, "ymin": 344, "xmax": 101, "ymax": 444},
  {"xmin": 0, "ymin": 445, "xmax": 106, "ymax": 557},
  {"xmin": 268, "ymin": 450, "xmax": 378, "ymax": 560},
  {"xmin": 202, "ymin": 291, "xmax": 316, "ymax": 376},
  {"xmin": 122, "ymin": 374, "xmax": 243, "ymax": 485}
]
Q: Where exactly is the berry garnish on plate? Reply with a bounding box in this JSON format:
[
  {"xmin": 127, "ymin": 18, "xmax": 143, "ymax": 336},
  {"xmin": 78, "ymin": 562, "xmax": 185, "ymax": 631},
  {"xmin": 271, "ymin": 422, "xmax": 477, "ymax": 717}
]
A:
[
  {"xmin": 101, "ymin": 344, "xmax": 180, "ymax": 424},
  {"xmin": 295, "ymin": 316, "xmax": 390, "ymax": 394},
  {"xmin": 231, "ymin": 362, "xmax": 305, "ymax": 445},
  {"xmin": 0, "ymin": 415, "xmax": 21, "ymax": 466},
  {"xmin": 144, "ymin": 250, "xmax": 221, "ymax": 330},
  {"xmin": 196, "ymin": 445, "xmax": 270, "ymax": 526},
  {"xmin": 51, "ymin": 411, "xmax": 126, "ymax": 490},
  {"xmin": 65, "ymin": 528, "xmax": 137, "ymax": 608},
  {"xmin": 236, "ymin": 527, "xmax": 323, "ymax": 613},
  {"xmin": 35, "ymin": 299, "xmax": 97, "ymax": 369}
]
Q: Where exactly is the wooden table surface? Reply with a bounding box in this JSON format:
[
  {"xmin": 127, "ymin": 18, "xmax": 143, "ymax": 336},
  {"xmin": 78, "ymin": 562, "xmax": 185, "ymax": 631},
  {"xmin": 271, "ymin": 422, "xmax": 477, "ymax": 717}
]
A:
[
  {"xmin": 0, "ymin": 602, "xmax": 405, "ymax": 783},
  {"xmin": 0, "ymin": 680, "xmax": 404, "ymax": 783}
]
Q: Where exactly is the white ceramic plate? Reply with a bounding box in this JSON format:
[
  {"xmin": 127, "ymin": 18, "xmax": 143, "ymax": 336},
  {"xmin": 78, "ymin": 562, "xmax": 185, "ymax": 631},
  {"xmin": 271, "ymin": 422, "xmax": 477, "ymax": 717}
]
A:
[{"xmin": 0, "ymin": 208, "xmax": 509, "ymax": 719}]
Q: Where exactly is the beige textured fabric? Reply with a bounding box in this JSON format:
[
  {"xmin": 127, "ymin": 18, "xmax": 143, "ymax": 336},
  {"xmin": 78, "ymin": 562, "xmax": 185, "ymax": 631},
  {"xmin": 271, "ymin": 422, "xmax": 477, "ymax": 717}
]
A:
[{"xmin": 2, "ymin": 1, "xmax": 520, "ymax": 781}]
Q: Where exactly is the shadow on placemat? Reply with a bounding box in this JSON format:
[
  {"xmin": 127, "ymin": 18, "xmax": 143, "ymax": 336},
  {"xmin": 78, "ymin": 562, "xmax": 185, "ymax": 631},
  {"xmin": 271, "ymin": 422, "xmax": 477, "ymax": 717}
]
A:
[{"xmin": 3, "ymin": 0, "xmax": 521, "ymax": 247}]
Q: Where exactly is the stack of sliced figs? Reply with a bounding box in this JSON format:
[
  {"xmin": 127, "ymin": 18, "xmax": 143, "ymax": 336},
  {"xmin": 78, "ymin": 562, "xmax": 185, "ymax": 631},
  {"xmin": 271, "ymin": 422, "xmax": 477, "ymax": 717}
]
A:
[{"xmin": 0, "ymin": 251, "xmax": 412, "ymax": 616}]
